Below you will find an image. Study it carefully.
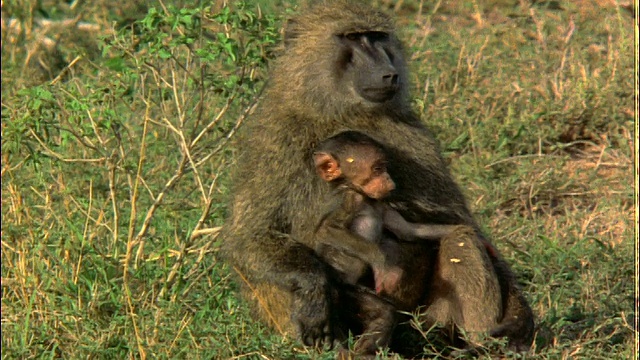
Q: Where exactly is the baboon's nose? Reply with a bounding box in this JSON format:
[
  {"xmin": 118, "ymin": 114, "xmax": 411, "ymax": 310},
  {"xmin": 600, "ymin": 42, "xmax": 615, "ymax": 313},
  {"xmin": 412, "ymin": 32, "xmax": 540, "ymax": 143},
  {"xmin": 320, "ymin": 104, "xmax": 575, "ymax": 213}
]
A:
[{"xmin": 383, "ymin": 73, "xmax": 399, "ymax": 86}]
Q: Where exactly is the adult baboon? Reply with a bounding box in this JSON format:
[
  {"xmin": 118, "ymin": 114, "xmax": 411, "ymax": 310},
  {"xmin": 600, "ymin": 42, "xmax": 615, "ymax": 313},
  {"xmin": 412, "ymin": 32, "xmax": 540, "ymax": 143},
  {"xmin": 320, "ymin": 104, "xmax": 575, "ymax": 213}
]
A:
[{"xmin": 222, "ymin": 0, "xmax": 534, "ymax": 355}]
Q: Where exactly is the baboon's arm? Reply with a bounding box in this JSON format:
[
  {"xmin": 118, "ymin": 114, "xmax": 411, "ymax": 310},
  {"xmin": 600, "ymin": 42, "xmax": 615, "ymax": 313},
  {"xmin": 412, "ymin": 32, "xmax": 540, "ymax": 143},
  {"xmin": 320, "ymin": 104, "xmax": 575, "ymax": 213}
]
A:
[{"xmin": 315, "ymin": 214, "xmax": 387, "ymax": 268}]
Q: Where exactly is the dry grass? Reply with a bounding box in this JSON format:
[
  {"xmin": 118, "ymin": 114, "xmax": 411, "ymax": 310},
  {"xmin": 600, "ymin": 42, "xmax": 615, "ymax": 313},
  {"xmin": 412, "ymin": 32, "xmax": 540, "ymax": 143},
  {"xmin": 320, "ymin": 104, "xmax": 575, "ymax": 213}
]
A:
[{"xmin": 1, "ymin": 0, "xmax": 636, "ymax": 359}]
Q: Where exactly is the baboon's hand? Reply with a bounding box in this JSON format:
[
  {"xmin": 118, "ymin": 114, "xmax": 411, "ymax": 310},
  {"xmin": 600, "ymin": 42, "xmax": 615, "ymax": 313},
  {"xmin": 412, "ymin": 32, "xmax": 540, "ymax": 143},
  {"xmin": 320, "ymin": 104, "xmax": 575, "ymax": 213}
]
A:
[{"xmin": 293, "ymin": 286, "xmax": 333, "ymax": 349}]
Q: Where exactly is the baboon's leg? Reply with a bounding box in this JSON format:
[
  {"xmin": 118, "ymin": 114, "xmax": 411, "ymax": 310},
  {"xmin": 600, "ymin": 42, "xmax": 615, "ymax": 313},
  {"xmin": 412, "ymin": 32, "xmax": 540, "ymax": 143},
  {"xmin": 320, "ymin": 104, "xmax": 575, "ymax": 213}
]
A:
[
  {"xmin": 335, "ymin": 286, "xmax": 397, "ymax": 358},
  {"xmin": 420, "ymin": 226, "xmax": 502, "ymax": 342},
  {"xmin": 244, "ymin": 283, "xmax": 297, "ymax": 337}
]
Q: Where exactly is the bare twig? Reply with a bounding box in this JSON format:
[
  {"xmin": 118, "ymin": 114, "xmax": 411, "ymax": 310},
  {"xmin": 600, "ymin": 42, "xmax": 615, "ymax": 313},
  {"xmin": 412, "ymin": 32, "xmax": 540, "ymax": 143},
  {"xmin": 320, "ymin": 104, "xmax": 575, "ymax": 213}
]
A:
[
  {"xmin": 179, "ymin": 245, "xmax": 220, "ymax": 298},
  {"xmin": 190, "ymin": 161, "xmax": 225, "ymax": 238},
  {"xmin": 73, "ymin": 178, "xmax": 92, "ymax": 286},
  {"xmin": 27, "ymin": 129, "xmax": 106, "ymax": 163},
  {"xmin": 234, "ymin": 266, "xmax": 285, "ymax": 337},
  {"xmin": 529, "ymin": 8, "xmax": 546, "ymax": 49},
  {"xmin": 50, "ymin": 55, "xmax": 82, "ymax": 85},
  {"xmin": 194, "ymin": 94, "xmax": 259, "ymax": 168},
  {"xmin": 190, "ymin": 226, "xmax": 222, "ymax": 240},
  {"xmin": 133, "ymin": 156, "xmax": 187, "ymax": 266},
  {"xmin": 108, "ymin": 153, "xmax": 119, "ymax": 252},
  {"xmin": 485, "ymin": 153, "xmax": 562, "ymax": 168},
  {"xmin": 563, "ymin": 16, "xmax": 576, "ymax": 44},
  {"xmin": 190, "ymin": 93, "xmax": 235, "ymax": 148}
]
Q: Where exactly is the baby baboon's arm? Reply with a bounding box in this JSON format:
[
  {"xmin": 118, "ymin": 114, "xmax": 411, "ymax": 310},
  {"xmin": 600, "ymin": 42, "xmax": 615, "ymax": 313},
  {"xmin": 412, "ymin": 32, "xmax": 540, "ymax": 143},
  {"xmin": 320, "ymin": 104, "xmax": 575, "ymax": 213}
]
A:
[{"xmin": 382, "ymin": 205, "xmax": 459, "ymax": 241}]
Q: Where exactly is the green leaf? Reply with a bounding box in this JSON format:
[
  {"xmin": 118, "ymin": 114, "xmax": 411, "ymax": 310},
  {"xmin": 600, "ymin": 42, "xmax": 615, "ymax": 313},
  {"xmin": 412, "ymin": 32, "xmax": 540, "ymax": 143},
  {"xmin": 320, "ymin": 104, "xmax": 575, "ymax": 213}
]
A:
[{"xmin": 104, "ymin": 56, "xmax": 126, "ymax": 72}]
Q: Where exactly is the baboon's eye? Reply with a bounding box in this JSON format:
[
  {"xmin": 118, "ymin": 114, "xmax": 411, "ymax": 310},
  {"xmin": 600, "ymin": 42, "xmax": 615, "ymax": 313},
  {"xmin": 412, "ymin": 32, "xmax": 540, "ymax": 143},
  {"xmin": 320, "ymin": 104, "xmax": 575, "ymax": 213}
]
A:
[
  {"xmin": 372, "ymin": 164, "xmax": 386, "ymax": 175},
  {"xmin": 366, "ymin": 32, "xmax": 389, "ymax": 43},
  {"xmin": 345, "ymin": 33, "xmax": 360, "ymax": 41}
]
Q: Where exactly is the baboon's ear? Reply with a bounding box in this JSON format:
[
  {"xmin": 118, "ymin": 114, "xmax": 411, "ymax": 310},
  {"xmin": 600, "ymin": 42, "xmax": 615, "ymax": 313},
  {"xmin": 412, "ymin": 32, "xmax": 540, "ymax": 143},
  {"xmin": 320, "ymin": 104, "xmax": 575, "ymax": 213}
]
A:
[{"xmin": 313, "ymin": 152, "xmax": 341, "ymax": 182}]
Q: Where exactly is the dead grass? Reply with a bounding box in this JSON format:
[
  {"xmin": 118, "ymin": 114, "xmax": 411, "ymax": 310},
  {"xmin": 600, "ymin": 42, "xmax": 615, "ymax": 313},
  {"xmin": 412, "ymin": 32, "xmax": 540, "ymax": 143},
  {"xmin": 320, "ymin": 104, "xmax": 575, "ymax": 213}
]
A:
[
  {"xmin": 479, "ymin": 141, "xmax": 633, "ymax": 246},
  {"xmin": 560, "ymin": 144, "xmax": 633, "ymax": 247},
  {"xmin": 1, "ymin": 0, "xmax": 636, "ymax": 359}
]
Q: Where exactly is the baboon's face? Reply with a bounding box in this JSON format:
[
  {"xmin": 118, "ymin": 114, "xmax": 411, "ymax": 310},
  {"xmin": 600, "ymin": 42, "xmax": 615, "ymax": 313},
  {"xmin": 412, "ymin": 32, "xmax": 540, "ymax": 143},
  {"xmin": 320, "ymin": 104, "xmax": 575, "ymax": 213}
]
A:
[
  {"xmin": 341, "ymin": 145, "xmax": 395, "ymax": 200},
  {"xmin": 337, "ymin": 32, "xmax": 400, "ymax": 103}
]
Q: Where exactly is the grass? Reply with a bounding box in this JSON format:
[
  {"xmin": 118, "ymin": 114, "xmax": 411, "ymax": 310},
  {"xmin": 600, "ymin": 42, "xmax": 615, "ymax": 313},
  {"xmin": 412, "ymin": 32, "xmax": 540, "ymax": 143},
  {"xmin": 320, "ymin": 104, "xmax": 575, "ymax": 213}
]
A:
[{"xmin": 1, "ymin": 0, "xmax": 636, "ymax": 359}]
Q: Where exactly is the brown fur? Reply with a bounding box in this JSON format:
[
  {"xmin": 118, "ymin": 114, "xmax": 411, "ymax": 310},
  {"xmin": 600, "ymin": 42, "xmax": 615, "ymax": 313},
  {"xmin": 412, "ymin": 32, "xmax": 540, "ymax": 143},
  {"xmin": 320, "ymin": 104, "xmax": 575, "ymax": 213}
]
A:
[{"xmin": 222, "ymin": 0, "xmax": 534, "ymax": 355}]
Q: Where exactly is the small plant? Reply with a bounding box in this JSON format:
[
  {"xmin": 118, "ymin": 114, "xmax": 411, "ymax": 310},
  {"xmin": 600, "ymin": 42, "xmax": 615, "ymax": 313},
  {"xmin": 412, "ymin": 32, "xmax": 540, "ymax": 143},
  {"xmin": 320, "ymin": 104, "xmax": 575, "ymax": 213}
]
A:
[
  {"xmin": 2, "ymin": 2, "xmax": 281, "ymax": 358},
  {"xmin": 1, "ymin": 0, "xmax": 634, "ymax": 359}
]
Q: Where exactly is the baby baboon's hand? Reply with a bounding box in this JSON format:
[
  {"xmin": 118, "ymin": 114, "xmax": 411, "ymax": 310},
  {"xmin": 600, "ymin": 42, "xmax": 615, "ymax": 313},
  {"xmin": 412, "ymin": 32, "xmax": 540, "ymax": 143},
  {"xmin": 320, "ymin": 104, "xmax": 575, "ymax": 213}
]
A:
[{"xmin": 373, "ymin": 265, "xmax": 404, "ymax": 295}]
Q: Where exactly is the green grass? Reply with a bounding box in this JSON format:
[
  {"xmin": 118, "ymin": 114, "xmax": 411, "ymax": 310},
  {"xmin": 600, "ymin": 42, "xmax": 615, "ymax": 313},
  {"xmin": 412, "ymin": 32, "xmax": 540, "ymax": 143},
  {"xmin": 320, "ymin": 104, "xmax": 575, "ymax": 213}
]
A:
[{"xmin": 1, "ymin": 0, "xmax": 636, "ymax": 359}]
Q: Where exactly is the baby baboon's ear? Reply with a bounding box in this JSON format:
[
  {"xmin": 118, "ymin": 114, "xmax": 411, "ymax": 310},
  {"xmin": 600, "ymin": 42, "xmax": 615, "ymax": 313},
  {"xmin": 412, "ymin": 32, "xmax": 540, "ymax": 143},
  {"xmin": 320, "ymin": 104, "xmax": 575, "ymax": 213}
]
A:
[{"xmin": 313, "ymin": 152, "xmax": 342, "ymax": 182}]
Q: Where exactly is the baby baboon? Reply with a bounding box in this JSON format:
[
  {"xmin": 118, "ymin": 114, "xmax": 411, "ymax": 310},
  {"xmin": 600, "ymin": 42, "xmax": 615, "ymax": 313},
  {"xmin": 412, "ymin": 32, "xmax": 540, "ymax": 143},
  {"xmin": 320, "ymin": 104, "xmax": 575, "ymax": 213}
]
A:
[
  {"xmin": 222, "ymin": 0, "xmax": 534, "ymax": 355},
  {"xmin": 312, "ymin": 130, "xmax": 457, "ymax": 295}
]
